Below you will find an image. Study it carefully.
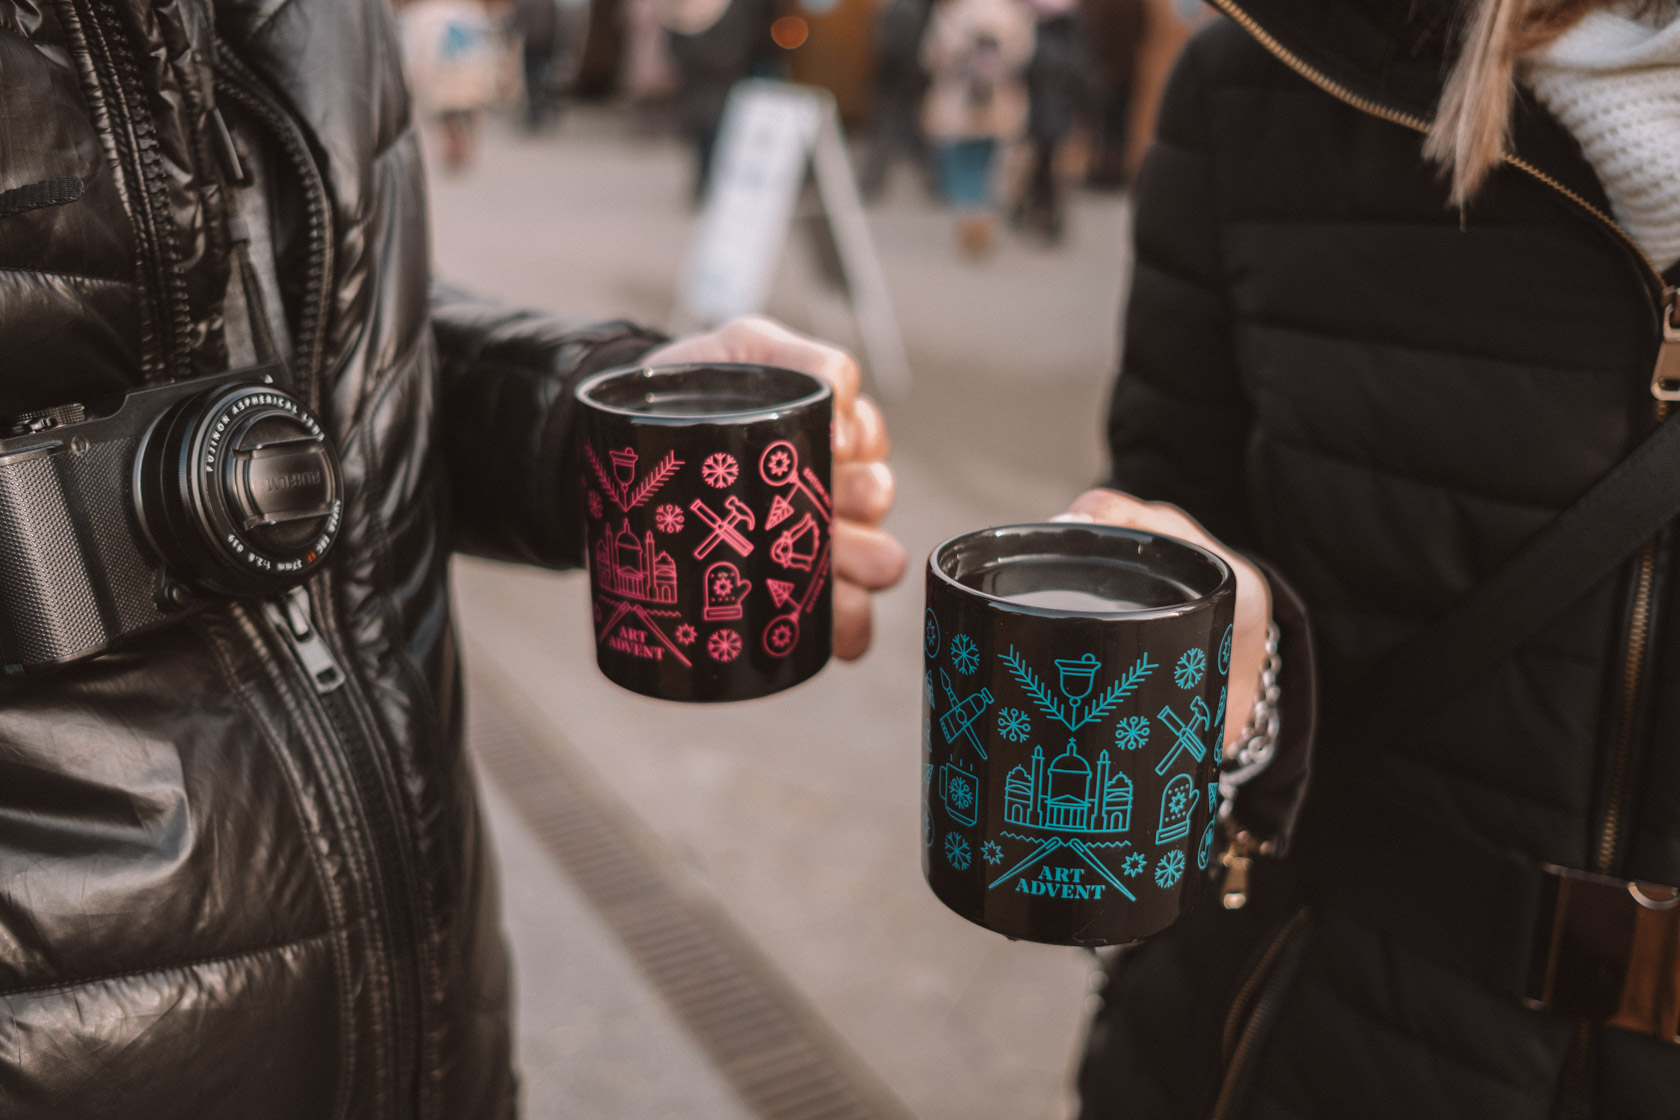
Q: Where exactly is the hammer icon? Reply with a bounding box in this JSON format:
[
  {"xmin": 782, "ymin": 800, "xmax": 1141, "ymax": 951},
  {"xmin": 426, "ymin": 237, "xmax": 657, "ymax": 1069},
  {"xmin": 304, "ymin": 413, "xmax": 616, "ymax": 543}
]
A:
[{"xmin": 690, "ymin": 496, "xmax": 756, "ymax": 559}]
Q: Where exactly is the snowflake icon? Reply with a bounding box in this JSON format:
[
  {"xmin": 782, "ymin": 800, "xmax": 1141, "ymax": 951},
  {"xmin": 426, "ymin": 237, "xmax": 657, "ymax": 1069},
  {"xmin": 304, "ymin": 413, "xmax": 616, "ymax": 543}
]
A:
[
  {"xmin": 948, "ymin": 774, "xmax": 975, "ymax": 810},
  {"xmin": 707, "ymin": 629, "xmax": 742, "ymax": 662},
  {"xmin": 981, "ymin": 840, "xmax": 1005, "ymax": 865},
  {"xmin": 924, "ymin": 609, "xmax": 941, "ymax": 658},
  {"xmin": 1122, "ymin": 852, "xmax": 1148, "ymax": 877},
  {"xmin": 1114, "ymin": 715, "xmax": 1150, "ymax": 751},
  {"xmin": 586, "ymin": 491, "xmax": 604, "ymax": 519},
  {"xmin": 950, "ymin": 634, "xmax": 980, "ymax": 675},
  {"xmin": 765, "ymin": 447, "xmax": 793, "ymax": 479},
  {"xmin": 997, "ymin": 707, "xmax": 1032, "ymax": 742},
  {"xmin": 944, "ymin": 832, "xmax": 972, "ymax": 871},
  {"xmin": 1155, "ymin": 849, "xmax": 1185, "ymax": 889},
  {"xmin": 674, "ymin": 624, "xmax": 697, "ymax": 646},
  {"xmin": 701, "ymin": 452, "xmax": 739, "ymax": 489},
  {"xmin": 655, "ymin": 503, "xmax": 685, "ymax": 534},
  {"xmin": 1218, "ymin": 624, "xmax": 1233, "ymax": 675},
  {"xmin": 1175, "ymin": 647, "xmax": 1206, "ymax": 690},
  {"xmin": 1168, "ymin": 787, "xmax": 1189, "ymax": 816}
]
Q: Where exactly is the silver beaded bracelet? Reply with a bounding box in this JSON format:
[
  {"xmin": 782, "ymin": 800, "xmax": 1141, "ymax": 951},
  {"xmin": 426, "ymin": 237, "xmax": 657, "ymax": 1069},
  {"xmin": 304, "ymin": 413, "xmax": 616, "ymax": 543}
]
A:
[{"xmin": 1217, "ymin": 621, "xmax": 1281, "ymax": 816}]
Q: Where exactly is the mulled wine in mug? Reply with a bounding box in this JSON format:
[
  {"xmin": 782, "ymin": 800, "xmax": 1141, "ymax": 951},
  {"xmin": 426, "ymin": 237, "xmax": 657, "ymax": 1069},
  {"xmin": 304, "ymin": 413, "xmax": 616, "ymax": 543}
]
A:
[
  {"xmin": 575, "ymin": 363, "xmax": 833, "ymax": 702},
  {"xmin": 922, "ymin": 524, "xmax": 1235, "ymax": 945}
]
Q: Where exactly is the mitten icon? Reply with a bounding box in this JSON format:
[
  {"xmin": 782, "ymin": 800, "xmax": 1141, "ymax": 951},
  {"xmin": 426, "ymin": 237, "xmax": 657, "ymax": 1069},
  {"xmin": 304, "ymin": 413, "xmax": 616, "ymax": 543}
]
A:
[{"xmin": 703, "ymin": 562, "xmax": 752, "ymax": 621}]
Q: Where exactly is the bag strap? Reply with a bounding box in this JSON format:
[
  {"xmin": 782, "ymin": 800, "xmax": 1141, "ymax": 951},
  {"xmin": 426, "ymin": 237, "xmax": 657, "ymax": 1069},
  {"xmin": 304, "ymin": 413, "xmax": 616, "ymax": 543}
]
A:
[
  {"xmin": 1300, "ymin": 771, "xmax": 1680, "ymax": 1041},
  {"xmin": 1330, "ymin": 408, "xmax": 1680, "ymax": 736}
]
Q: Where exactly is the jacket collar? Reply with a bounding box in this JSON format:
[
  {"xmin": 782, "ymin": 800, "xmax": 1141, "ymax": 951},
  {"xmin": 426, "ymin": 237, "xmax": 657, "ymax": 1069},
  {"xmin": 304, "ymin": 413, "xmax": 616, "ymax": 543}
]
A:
[{"xmin": 1209, "ymin": 0, "xmax": 1632, "ymax": 263}]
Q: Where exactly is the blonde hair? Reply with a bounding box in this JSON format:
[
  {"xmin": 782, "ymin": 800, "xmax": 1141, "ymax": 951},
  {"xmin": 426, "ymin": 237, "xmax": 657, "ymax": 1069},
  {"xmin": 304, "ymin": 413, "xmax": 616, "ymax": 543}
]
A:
[{"xmin": 1425, "ymin": 0, "xmax": 1609, "ymax": 204}]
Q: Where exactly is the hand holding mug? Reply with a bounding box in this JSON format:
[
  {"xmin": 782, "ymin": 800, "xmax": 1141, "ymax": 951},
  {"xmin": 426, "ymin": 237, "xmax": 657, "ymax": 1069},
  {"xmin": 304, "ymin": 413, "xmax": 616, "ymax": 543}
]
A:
[
  {"xmin": 1057, "ymin": 490, "xmax": 1272, "ymax": 748},
  {"xmin": 644, "ymin": 317, "xmax": 907, "ymax": 660}
]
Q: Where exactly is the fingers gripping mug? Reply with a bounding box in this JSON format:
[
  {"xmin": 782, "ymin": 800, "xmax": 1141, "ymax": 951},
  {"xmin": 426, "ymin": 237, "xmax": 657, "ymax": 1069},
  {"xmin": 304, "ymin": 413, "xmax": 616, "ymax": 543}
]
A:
[
  {"xmin": 922, "ymin": 524, "xmax": 1236, "ymax": 945},
  {"xmin": 575, "ymin": 363, "xmax": 834, "ymax": 701}
]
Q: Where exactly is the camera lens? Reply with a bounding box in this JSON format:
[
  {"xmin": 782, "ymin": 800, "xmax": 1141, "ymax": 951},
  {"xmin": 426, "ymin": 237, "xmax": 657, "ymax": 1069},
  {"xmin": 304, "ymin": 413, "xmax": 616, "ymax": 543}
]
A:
[{"xmin": 136, "ymin": 381, "xmax": 343, "ymax": 597}]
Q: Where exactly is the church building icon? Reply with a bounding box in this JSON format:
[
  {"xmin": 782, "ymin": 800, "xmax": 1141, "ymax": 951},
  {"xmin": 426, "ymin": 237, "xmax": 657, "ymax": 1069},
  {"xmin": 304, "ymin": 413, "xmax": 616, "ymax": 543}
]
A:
[
  {"xmin": 1003, "ymin": 739, "xmax": 1132, "ymax": 835},
  {"xmin": 596, "ymin": 521, "xmax": 679, "ymax": 604}
]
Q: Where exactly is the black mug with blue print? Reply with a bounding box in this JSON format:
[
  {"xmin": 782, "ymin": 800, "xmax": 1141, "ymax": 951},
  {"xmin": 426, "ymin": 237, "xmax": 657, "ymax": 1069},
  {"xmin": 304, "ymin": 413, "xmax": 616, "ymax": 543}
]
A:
[{"xmin": 922, "ymin": 524, "xmax": 1236, "ymax": 945}]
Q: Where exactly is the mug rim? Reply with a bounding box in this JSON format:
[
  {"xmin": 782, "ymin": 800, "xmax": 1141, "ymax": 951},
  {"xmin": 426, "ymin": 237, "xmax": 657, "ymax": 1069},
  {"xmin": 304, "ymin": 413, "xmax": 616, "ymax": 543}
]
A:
[
  {"xmin": 575, "ymin": 361, "xmax": 833, "ymax": 425},
  {"xmin": 928, "ymin": 522, "xmax": 1235, "ymax": 621}
]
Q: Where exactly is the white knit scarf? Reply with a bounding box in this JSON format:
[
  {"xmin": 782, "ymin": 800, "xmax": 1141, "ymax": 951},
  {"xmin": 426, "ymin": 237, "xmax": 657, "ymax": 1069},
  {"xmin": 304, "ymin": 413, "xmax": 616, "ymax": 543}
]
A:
[{"xmin": 1523, "ymin": 6, "xmax": 1680, "ymax": 270}]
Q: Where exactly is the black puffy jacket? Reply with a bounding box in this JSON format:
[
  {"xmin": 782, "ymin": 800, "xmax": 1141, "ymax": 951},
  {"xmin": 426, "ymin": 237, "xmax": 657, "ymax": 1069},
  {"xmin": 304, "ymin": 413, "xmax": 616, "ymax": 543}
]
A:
[
  {"xmin": 1080, "ymin": 0, "xmax": 1680, "ymax": 1116},
  {"xmin": 0, "ymin": 2, "xmax": 659, "ymax": 1116}
]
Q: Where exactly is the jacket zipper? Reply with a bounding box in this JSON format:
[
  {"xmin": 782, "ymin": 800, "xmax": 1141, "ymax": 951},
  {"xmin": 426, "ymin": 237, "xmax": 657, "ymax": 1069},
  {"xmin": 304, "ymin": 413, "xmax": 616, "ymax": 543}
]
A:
[
  {"xmin": 1209, "ymin": 907, "xmax": 1311, "ymax": 1120},
  {"xmin": 58, "ymin": 0, "xmax": 194, "ymax": 381},
  {"xmin": 210, "ymin": 47, "xmax": 335, "ymax": 406},
  {"xmin": 265, "ymin": 586, "xmax": 428, "ymax": 1119},
  {"xmin": 215, "ymin": 47, "xmax": 430, "ymax": 1117}
]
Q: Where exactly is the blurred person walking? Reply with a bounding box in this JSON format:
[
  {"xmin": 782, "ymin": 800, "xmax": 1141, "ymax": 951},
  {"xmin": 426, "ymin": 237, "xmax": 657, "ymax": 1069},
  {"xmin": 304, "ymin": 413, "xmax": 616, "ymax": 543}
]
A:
[
  {"xmin": 624, "ymin": 0, "xmax": 681, "ymax": 129},
  {"xmin": 920, "ymin": 0, "xmax": 1034, "ymax": 254},
  {"xmin": 859, "ymin": 0, "xmax": 935, "ymax": 200},
  {"xmin": 401, "ymin": 0, "xmax": 504, "ymax": 170},
  {"xmin": 1060, "ymin": 0, "xmax": 1680, "ymax": 1115},
  {"xmin": 1014, "ymin": 0, "xmax": 1083, "ymax": 242},
  {"xmin": 666, "ymin": 0, "xmax": 778, "ymax": 200},
  {"xmin": 510, "ymin": 0, "xmax": 567, "ymax": 129},
  {"xmin": 1077, "ymin": 0, "xmax": 1142, "ymax": 188}
]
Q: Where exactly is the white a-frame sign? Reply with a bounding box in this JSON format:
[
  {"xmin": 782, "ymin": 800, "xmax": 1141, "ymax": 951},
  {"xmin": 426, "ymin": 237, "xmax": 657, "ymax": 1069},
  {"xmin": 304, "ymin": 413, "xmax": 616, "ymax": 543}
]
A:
[{"xmin": 677, "ymin": 79, "xmax": 912, "ymax": 393}]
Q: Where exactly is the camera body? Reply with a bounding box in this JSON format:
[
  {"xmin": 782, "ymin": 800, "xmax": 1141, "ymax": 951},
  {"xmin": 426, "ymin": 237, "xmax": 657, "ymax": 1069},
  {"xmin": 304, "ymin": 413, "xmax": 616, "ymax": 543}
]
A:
[{"xmin": 0, "ymin": 364, "xmax": 342, "ymax": 674}]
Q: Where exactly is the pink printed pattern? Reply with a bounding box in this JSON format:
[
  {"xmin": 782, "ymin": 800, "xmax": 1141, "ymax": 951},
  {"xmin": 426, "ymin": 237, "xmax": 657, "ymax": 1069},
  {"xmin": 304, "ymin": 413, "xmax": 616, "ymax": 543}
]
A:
[
  {"xmin": 588, "ymin": 436, "xmax": 828, "ymax": 673},
  {"xmin": 708, "ymin": 629, "xmax": 742, "ymax": 662},
  {"xmin": 587, "ymin": 445, "xmax": 683, "ymax": 512},
  {"xmin": 701, "ymin": 452, "xmax": 739, "ymax": 489}
]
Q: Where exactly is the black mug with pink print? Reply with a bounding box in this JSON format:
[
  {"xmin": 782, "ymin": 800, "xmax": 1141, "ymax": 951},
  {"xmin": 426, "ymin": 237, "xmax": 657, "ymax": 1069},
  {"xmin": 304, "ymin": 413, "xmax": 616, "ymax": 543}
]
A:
[{"xmin": 574, "ymin": 363, "xmax": 834, "ymax": 701}]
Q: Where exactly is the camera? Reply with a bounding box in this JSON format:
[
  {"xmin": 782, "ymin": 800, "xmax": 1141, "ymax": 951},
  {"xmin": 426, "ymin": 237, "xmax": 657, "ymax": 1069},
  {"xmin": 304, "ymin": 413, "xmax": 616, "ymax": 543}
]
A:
[{"xmin": 0, "ymin": 364, "xmax": 342, "ymax": 674}]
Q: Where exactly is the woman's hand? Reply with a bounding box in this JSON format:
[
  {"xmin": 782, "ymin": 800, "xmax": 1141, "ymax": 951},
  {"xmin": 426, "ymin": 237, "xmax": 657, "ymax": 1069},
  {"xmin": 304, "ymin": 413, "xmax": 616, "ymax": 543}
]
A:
[
  {"xmin": 643, "ymin": 316, "xmax": 907, "ymax": 659},
  {"xmin": 1057, "ymin": 489, "xmax": 1271, "ymax": 746}
]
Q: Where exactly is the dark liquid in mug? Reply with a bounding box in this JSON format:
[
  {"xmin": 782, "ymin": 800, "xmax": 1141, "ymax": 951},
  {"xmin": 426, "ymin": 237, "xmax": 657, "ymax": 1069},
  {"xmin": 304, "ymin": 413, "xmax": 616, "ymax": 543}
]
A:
[
  {"xmin": 1003, "ymin": 588, "xmax": 1149, "ymax": 612},
  {"xmin": 621, "ymin": 391, "xmax": 777, "ymax": 417},
  {"xmin": 960, "ymin": 556, "xmax": 1195, "ymax": 614}
]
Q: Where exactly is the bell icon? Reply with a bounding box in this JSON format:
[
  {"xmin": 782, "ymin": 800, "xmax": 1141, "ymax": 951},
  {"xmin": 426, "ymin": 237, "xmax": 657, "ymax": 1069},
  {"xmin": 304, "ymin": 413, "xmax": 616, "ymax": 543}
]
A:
[
  {"xmin": 609, "ymin": 448, "xmax": 638, "ymax": 490},
  {"xmin": 1054, "ymin": 653, "xmax": 1101, "ymax": 702}
]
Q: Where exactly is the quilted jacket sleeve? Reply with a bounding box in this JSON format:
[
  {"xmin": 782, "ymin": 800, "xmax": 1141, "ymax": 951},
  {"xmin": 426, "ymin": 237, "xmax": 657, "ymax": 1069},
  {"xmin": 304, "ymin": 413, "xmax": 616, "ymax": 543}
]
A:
[
  {"xmin": 1105, "ymin": 36, "xmax": 1253, "ymax": 550},
  {"xmin": 1106, "ymin": 35, "xmax": 1317, "ymax": 852},
  {"xmin": 430, "ymin": 284, "xmax": 666, "ymax": 568}
]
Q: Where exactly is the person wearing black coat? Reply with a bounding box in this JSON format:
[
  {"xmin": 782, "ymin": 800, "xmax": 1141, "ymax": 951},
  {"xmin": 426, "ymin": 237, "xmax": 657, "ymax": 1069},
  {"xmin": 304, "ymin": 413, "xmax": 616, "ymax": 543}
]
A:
[
  {"xmin": 1065, "ymin": 0, "xmax": 1680, "ymax": 1115},
  {"xmin": 0, "ymin": 0, "xmax": 903, "ymax": 1116}
]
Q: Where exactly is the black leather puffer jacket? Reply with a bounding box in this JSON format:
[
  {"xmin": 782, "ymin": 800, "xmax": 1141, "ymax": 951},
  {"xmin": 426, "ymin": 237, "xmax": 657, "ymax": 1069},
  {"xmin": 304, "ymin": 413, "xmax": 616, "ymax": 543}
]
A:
[
  {"xmin": 1080, "ymin": 0, "xmax": 1680, "ymax": 1116},
  {"xmin": 0, "ymin": 2, "xmax": 659, "ymax": 1116}
]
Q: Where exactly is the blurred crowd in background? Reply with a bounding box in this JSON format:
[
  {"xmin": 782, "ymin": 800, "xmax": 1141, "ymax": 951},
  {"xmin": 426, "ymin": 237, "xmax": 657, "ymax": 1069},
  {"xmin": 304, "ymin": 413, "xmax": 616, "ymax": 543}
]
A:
[{"xmin": 393, "ymin": 0, "xmax": 1202, "ymax": 254}]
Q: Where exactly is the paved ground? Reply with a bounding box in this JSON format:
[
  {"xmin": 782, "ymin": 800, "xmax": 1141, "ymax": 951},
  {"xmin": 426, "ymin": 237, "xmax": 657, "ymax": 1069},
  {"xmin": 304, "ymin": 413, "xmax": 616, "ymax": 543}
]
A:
[{"xmin": 430, "ymin": 106, "xmax": 1135, "ymax": 1120}]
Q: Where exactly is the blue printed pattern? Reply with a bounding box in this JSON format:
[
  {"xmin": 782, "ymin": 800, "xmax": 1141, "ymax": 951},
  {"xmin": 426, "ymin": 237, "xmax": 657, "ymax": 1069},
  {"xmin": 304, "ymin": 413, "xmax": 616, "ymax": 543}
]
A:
[
  {"xmin": 1156, "ymin": 774, "xmax": 1196, "ymax": 843},
  {"xmin": 1174, "ymin": 648, "xmax": 1206, "ymax": 690},
  {"xmin": 940, "ymin": 760, "xmax": 980, "ymax": 827},
  {"xmin": 925, "ymin": 623, "xmax": 1225, "ymax": 907},
  {"xmin": 1004, "ymin": 739, "xmax": 1131, "ymax": 835},
  {"xmin": 998, "ymin": 647, "xmax": 1155, "ymax": 732}
]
